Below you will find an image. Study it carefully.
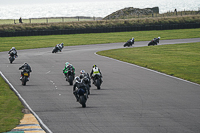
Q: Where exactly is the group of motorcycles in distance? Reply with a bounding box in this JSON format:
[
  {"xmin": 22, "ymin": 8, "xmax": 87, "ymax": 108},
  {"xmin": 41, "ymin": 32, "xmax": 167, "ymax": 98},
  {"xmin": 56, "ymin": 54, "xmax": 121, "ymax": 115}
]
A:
[{"xmin": 123, "ymin": 37, "xmax": 161, "ymax": 47}]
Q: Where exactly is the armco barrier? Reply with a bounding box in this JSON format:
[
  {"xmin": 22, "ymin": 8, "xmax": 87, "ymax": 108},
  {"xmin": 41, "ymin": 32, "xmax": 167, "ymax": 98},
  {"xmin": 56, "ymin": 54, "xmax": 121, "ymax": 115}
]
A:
[{"xmin": 0, "ymin": 23, "xmax": 199, "ymax": 37}]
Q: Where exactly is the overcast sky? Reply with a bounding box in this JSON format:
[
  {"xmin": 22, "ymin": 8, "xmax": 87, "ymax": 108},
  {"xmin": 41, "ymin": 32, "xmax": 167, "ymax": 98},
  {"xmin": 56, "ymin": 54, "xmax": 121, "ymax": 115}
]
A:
[{"xmin": 1, "ymin": 0, "xmax": 118, "ymax": 5}]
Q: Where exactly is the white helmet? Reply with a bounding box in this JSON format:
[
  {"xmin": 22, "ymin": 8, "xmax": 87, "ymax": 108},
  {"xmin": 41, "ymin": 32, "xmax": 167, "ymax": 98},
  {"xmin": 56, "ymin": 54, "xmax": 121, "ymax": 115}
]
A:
[
  {"xmin": 65, "ymin": 62, "xmax": 69, "ymax": 66},
  {"xmin": 80, "ymin": 70, "xmax": 85, "ymax": 74},
  {"xmin": 158, "ymin": 37, "xmax": 160, "ymax": 39},
  {"xmin": 12, "ymin": 47, "xmax": 15, "ymax": 50},
  {"xmin": 75, "ymin": 76, "xmax": 81, "ymax": 83}
]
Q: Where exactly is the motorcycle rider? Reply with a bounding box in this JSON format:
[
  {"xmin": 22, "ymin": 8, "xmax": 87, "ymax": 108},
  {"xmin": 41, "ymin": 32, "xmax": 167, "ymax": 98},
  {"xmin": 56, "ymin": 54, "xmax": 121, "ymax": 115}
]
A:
[
  {"xmin": 57, "ymin": 43, "xmax": 64, "ymax": 52},
  {"xmin": 63, "ymin": 62, "xmax": 75, "ymax": 80},
  {"xmin": 8, "ymin": 47, "xmax": 18, "ymax": 58},
  {"xmin": 153, "ymin": 37, "xmax": 160, "ymax": 44},
  {"xmin": 90, "ymin": 65, "xmax": 102, "ymax": 83},
  {"xmin": 19, "ymin": 63, "xmax": 32, "ymax": 80},
  {"xmin": 73, "ymin": 76, "xmax": 88, "ymax": 102},
  {"xmin": 130, "ymin": 37, "xmax": 134, "ymax": 43},
  {"xmin": 54, "ymin": 43, "xmax": 64, "ymax": 52},
  {"xmin": 80, "ymin": 69, "xmax": 91, "ymax": 88}
]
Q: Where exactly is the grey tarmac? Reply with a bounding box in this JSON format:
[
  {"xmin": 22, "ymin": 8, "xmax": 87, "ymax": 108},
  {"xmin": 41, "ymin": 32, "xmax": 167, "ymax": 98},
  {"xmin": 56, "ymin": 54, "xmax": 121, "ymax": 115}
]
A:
[{"xmin": 0, "ymin": 38, "xmax": 200, "ymax": 133}]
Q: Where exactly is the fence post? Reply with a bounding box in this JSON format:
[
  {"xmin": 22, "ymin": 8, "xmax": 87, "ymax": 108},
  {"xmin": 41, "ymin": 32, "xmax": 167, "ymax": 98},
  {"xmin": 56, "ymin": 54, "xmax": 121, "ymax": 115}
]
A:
[
  {"xmin": 29, "ymin": 19, "xmax": 31, "ymax": 23},
  {"xmin": 46, "ymin": 18, "xmax": 48, "ymax": 23},
  {"xmin": 14, "ymin": 19, "xmax": 16, "ymax": 24},
  {"xmin": 78, "ymin": 17, "xmax": 79, "ymax": 21}
]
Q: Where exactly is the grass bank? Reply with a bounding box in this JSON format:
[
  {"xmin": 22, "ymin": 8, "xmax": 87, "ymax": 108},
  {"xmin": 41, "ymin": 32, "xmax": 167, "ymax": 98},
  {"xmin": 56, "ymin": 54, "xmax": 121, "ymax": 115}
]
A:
[
  {"xmin": 0, "ymin": 76, "xmax": 24, "ymax": 132},
  {"xmin": 0, "ymin": 28, "xmax": 200, "ymax": 52},
  {"xmin": 0, "ymin": 15, "xmax": 200, "ymax": 32},
  {"xmin": 97, "ymin": 42, "xmax": 200, "ymax": 84}
]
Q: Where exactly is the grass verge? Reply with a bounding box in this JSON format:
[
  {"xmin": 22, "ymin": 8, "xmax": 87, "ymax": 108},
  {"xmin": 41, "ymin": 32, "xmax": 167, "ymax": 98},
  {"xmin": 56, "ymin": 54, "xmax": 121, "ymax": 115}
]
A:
[
  {"xmin": 0, "ymin": 76, "xmax": 24, "ymax": 132},
  {"xmin": 0, "ymin": 28, "xmax": 199, "ymax": 132},
  {"xmin": 97, "ymin": 42, "xmax": 200, "ymax": 85},
  {"xmin": 0, "ymin": 28, "xmax": 200, "ymax": 52}
]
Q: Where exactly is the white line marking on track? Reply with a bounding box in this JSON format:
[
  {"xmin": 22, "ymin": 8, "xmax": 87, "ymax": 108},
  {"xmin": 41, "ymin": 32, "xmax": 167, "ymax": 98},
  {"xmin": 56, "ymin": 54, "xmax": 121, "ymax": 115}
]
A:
[
  {"xmin": 95, "ymin": 53, "xmax": 200, "ymax": 87},
  {"xmin": 0, "ymin": 71, "xmax": 53, "ymax": 133}
]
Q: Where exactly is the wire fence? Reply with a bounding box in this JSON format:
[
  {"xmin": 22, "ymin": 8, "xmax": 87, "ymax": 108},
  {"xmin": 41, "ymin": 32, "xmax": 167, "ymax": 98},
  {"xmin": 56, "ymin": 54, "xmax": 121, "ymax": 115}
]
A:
[
  {"xmin": 0, "ymin": 16, "xmax": 102, "ymax": 25},
  {"xmin": 0, "ymin": 10, "xmax": 199, "ymax": 25}
]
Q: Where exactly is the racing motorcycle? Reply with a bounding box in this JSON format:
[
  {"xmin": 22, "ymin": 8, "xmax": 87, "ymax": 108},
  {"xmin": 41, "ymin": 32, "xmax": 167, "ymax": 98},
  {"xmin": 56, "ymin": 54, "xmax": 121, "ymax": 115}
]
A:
[
  {"xmin": 52, "ymin": 43, "xmax": 64, "ymax": 53},
  {"xmin": 20, "ymin": 69, "xmax": 30, "ymax": 86},
  {"xmin": 82, "ymin": 76, "xmax": 91, "ymax": 95},
  {"xmin": 92, "ymin": 74, "xmax": 102, "ymax": 90},
  {"xmin": 9, "ymin": 51, "xmax": 17, "ymax": 63},
  {"xmin": 64, "ymin": 67, "xmax": 74, "ymax": 85},
  {"xmin": 124, "ymin": 38, "xmax": 134, "ymax": 47},
  {"xmin": 148, "ymin": 37, "xmax": 160, "ymax": 46},
  {"xmin": 75, "ymin": 87, "xmax": 88, "ymax": 108}
]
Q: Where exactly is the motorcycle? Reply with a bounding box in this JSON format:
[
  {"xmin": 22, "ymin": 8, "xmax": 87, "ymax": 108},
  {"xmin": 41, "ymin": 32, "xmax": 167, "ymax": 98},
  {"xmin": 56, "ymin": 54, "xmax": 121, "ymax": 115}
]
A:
[
  {"xmin": 9, "ymin": 51, "xmax": 17, "ymax": 63},
  {"xmin": 20, "ymin": 69, "xmax": 30, "ymax": 86},
  {"xmin": 82, "ymin": 76, "xmax": 91, "ymax": 95},
  {"xmin": 64, "ymin": 67, "xmax": 74, "ymax": 85},
  {"xmin": 148, "ymin": 37, "xmax": 160, "ymax": 46},
  {"xmin": 75, "ymin": 87, "xmax": 88, "ymax": 108},
  {"xmin": 92, "ymin": 74, "xmax": 102, "ymax": 90},
  {"xmin": 124, "ymin": 38, "xmax": 134, "ymax": 47},
  {"xmin": 52, "ymin": 43, "xmax": 64, "ymax": 53}
]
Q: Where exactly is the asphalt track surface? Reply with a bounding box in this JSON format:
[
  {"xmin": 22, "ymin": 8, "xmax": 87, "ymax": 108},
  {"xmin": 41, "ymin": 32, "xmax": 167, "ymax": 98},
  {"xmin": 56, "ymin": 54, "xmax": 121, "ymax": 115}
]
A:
[{"xmin": 1, "ymin": 38, "xmax": 200, "ymax": 133}]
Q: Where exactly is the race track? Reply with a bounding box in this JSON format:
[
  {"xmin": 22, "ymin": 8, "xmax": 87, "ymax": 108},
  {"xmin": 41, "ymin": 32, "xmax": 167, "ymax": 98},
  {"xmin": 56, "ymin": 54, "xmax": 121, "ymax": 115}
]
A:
[{"xmin": 1, "ymin": 38, "xmax": 200, "ymax": 133}]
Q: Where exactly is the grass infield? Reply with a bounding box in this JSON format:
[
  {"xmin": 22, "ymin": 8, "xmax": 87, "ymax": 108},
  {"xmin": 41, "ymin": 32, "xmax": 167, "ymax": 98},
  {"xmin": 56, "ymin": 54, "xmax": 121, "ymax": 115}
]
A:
[
  {"xmin": 0, "ymin": 28, "xmax": 200, "ymax": 132},
  {"xmin": 97, "ymin": 42, "xmax": 200, "ymax": 84}
]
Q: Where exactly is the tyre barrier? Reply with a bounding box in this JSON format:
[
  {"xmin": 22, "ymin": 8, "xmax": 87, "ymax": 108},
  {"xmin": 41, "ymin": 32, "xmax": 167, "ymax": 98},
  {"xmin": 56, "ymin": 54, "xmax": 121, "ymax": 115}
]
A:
[{"xmin": 0, "ymin": 23, "xmax": 199, "ymax": 37}]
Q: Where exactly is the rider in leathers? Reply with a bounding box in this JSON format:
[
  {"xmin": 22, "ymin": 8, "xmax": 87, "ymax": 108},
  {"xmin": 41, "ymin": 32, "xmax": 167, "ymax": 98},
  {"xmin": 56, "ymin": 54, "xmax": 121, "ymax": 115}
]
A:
[
  {"xmin": 63, "ymin": 62, "xmax": 75, "ymax": 80},
  {"xmin": 90, "ymin": 65, "xmax": 102, "ymax": 83},
  {"xmin": 73, "ymin": 76, "xmax": 88, "ymax": 102},
  {"xmin": 8, "ymin": 47, "xmax": 18, "ymax": 58},
  {"xmin": 19, "ymin": 63, "xmax": 32, "ymax": 80}
]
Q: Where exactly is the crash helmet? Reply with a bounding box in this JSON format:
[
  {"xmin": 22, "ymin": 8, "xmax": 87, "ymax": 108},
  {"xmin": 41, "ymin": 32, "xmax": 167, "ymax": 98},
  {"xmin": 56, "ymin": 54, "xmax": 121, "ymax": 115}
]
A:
[
  {"xmin": 80, "ymin": 70, "xmax": 85, "ymax": 74},
  {"xmin": 12, "ymin": 47, "xmax": 15, "ymax": 50},
  {"xmin": 75, "ymin": 76, "xmax": 81, "ymax": 83},
  {"xmin": 158, "ymin": 37, "xmax": 161, "ymax": 39},
  {"xmin": 65, "ymin": 62, "xmax": 69, "ymax": 66},
  {"xmin": 93, "ymin": 65, "xmax": 97, "ymax": 68}
]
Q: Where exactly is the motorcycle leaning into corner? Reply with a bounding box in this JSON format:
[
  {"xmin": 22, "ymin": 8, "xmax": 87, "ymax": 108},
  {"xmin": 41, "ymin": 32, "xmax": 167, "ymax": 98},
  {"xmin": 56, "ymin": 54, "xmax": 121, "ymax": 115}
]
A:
[
  {"xmin": 148, "ymin": 37, "xmax": 160, "ymax": 46},
  {"xmin": 8, "ymin": 51, "xmax": 18, "ymax": 63},
  {"xmin": 124, "ymin": 37, "xmax": 134, "ymax": 47},
  {"xmin": 52, "ymin": 43, "xmax": 64, "ymax": 53}
]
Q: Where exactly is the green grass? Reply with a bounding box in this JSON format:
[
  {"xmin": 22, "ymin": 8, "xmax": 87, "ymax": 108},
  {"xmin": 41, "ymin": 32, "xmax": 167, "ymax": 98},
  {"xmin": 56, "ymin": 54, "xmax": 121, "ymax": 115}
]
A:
[
  {"xmin": 0, "ymin": 28, "xmax": 200, "ymax": 132},
  {"xmin": 97, "ymin": 42, "xmax": 200, "ymax": 84},
  {"xmin": 0, "ymin": 76, "xmax": 24, "ymax": 133},
  {"xmin": 0, "ymin": 28, "xmax": 200, "ymax": 52}
]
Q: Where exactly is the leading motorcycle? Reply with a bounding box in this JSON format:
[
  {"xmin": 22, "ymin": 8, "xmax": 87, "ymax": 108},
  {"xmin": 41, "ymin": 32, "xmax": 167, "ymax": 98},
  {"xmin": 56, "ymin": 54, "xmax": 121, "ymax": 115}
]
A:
[
  {"xmin": 148, "ymin": 37, "xmax": 160, "ymax": 46},
  {"xmin": 52, "ymin": 43, "xmax": 64, "ymax": 53},
  {"xmin": 124, "ymin": 38, "xmax": 134, "ymax": 47}
]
